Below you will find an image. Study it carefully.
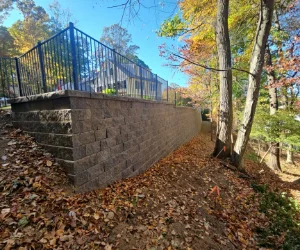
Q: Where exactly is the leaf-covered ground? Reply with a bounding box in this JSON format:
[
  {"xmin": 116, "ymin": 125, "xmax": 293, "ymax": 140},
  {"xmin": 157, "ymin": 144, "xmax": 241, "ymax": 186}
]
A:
[{"xmin": 1, "ymin": 110, "xmax": 299, "ymax": 249}]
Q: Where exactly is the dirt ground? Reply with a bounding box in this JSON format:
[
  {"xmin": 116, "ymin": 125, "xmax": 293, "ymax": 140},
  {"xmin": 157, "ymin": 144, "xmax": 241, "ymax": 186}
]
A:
[{"xmin": 0, "ymin": 110, "xmax": 299, "ymax": 249}]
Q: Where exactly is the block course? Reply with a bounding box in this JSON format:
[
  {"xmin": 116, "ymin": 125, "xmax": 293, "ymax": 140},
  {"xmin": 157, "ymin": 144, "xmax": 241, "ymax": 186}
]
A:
[{"xmin": 11, "ymin": 90, "xmax": 201, "ymax": 192}]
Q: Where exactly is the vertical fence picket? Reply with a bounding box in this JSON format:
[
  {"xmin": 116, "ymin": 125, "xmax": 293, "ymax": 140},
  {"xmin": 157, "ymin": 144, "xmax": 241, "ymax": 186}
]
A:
[
  {"xmin": 15, "ymin": 58, "xmax": 23, "ymax": 97},
  {"xmin": 112, "ymin": 49, "xmax": 118, "ymax": 95},
  {"xmin": 37, "ymin": 41, "xmax": 47, "ymax": 93},
  {"xmin": 0, "ymin": 24, "xmax": 169, "ymax": 101},
  {"xmin": 69, "ymin": 22, "xmax": 79, "ymax": 90}
]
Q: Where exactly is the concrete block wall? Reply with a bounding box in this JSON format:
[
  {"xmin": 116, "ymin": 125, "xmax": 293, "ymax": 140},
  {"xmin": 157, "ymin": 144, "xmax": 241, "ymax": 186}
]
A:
[{"xmin": 11, "ymin": 90, "xmax": 201, "ymax": 192}]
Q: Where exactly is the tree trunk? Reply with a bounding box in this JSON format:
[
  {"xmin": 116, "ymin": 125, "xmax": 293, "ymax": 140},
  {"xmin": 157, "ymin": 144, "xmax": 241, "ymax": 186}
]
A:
[
  {"xmin": 286, "ymin": 144, "xmax": 295, "ymax": 164},
  {"xmin": 232, "ymin": 0, "xmax": 274, "ymax": 169},
  {"xmin": 267, "ymin": 143, "xmax": 281, "ymax": 170},
  {"xmin": 213, "ymin": 0, "xmax": 233, "ymax": 158},
  {"xmin": 266, "ymin": 44, "xmax": 281, "ymax": 171}
]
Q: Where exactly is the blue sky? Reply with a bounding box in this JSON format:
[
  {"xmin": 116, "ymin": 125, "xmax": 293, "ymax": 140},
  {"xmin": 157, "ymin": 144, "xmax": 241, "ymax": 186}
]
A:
[{"xmin": 3, "ymin": 0, "xmax": 188, "ymax": 86}]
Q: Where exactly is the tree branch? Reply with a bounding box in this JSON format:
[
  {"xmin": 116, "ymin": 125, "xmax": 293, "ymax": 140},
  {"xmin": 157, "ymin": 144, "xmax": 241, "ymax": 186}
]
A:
[
  {"xmin": 107, "ymin": 1, "xmax": 130, "ymax": 9},
  {"xmin": 171, "ymin": 53, "xmax": 256, "ymax": 76}
]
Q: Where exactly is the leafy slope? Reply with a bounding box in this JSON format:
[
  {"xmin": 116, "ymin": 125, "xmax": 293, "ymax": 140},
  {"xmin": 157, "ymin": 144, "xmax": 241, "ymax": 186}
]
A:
[{"xmin": 0, "ymin": 110, "xmax": 299, "ymax": 249}]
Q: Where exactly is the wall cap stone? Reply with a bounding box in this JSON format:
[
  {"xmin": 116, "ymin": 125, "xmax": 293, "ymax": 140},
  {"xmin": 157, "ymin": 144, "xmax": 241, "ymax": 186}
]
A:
[{"xmin": 9, "ymin": 90, "xmax": 183, "ymax": 107}]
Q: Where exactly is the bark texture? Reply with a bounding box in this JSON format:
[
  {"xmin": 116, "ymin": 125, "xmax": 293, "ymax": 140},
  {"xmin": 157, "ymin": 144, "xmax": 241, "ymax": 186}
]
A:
[
  {"xmin": 286, "ymin": 144, "xmax": 295, "ymax": 164},
  {"xmin": 266, "ymin": 44, "xmax": 281, "ymax": 171},
  {"xmin": 232, "ymin": 0, "xmax": 275, "ymax": 169},
  {"xmin": 213, "ymin": 0, "xmax": 233, "ymax": 158}
]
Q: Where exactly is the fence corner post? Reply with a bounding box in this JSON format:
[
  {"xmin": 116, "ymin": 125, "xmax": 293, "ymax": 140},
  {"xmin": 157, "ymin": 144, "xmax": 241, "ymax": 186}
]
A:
[
  {"xmin": 69, "ymin": 22, "xmax": 79, "ymax": 90},
  {"xmin": 155, "ymin": 74, "xmax": 158, "ymax": 100},
  {"xmin": 15, "ymin": 57, "xmax": 23, "ymax": 97},
  {"xmin": 139, "ymin": 65, "xmax": 143, "ymax": 99},
  {"xmin": 167, "ymin": 80, "xmax": 169, "ymax": 102},
  {"xmin": 112, "ymin": 49, "xmax": 118, "ymax": 95},
  {"xmin": 37, "ymin": 41, "xmax": 47, "ymax": 93}
]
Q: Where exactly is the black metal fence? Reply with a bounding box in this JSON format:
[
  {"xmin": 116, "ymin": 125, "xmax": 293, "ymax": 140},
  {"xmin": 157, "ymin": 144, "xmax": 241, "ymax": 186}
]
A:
[
  {"xmin": 0, "ymin": 57, "xmax": 19, "ymax": 106},
  {"xmin": 0, "ymin": 22, "xmax": 178, "ymax": 103}
]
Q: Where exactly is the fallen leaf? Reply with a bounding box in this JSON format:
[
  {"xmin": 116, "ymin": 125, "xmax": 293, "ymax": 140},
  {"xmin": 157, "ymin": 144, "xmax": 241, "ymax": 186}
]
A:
[{"xmin": 46, "ymin": 160, "xmax": 53, "ymax": 167}]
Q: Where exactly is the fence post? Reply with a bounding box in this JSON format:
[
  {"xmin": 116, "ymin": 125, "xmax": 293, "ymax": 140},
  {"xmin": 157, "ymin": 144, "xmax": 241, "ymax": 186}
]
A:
[
  {"xmin": 112, "ymin": 49, "xmax": 118, "ymax": 95},
  {"xmin": 155, "ymin": 74, "xmax": 158, "ymax": 100},
  {"xmin": 69, "ymin": 22, "xmax": 79, "ymax": 90},
  {"xmin": 15, "ymin": 57, "xmax": 23, "ymax": 97},
  {"xmin": 167, "ymin": 80, "xmax": 169, "ymax": 102},
  {"xmin": 175, "ymin": 91, "xmax": 177, "ymax": 106},
  {"xmin": 139, "ymin": 65, "xmax": 143, "ymax": 99},
  {"xmin": 37, "ymin": 41, "xmax": 47, "ymax": 93}
]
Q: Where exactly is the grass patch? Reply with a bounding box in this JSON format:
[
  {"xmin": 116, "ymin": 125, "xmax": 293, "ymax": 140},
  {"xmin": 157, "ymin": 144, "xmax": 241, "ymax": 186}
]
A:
[
  {"xmin": 252, "ymin": 183, "xmax": 300, "ymax": 249},
  {"xmin": 245, "ymin": 151, "xmax": 260, "ymax": 163},
  {"xmin": 0, "ymin": 106, "xmax": 11, "ymax": 110}
]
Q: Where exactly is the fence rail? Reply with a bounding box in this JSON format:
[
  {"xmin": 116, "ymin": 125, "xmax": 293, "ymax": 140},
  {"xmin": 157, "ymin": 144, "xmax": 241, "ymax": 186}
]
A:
[{"xmin": 0, "ymin": 22, "xmax": 179, "ymax": 104}]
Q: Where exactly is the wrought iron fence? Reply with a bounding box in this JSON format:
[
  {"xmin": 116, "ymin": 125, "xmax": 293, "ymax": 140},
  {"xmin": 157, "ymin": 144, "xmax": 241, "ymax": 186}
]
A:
[
  {"xmin": 0, "ymin": 22, "xmax": 175, "ymax": 103},
  {"xmin": 168, "ymin": 88, "xmax": 194, "ymax": 107}
]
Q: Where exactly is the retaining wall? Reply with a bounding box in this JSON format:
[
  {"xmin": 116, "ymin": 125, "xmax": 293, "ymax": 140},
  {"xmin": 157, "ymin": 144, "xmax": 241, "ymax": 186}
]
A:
[{"xmin": 11, "ymin": 90, "xmax": 201, "ymax": 192}]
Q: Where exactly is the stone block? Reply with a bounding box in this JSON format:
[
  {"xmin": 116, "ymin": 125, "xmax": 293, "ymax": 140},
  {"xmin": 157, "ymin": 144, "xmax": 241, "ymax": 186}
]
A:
[
  {"xmin": 120, "ymin": 133, "xmax": 128, "ymax": 143},
  {"xmin": 100, "ymin": 138, "xmax": 116, "ymax": 150},
  {"xmin": 86, "ymin": 141, "xmax": 100, "ymax": 156},
  {"xmin": 120, "ymin": 125, "xmax": 130, "ymax": 134},
  {"xmin": 103, "ymin": 157, "xmax": 115, "ymax": 171},
  {"xmin": 123, "ymin": 139, "xmax": 135, "ymax": 151},
  {"xmin": 122, "ymin": 166, "xmax": 133, "ymax": 179},
  {"xmin": 95, "ymin": 129, "xmax": 107, "ymax": 141},
  {"xmin": 113, "ymin": 161, "xmax": 126, "ymax": 176},
  {"xmin": 69, "ymin": 97, "xmax": 91, "ymax": 109},
  {"xmin": 72, "ymin": 120, "xmax": 92, "ymax": 133},
  {"xmin": 40, "ymin": 144, "xmax": 74, "ymax": 160},
  {"xmin": 71, "ymin": 109, "xmax": 92, "ymax": 121},
  {"xmin": 87, "ymin": 163, "xmax": 104, "ymax": 179},
  {"xmin": 113, "ymin": 116, "xmax": 125, "ymax": 126},
  {"xmin": 12, "ymin": 97, "xmax": 71, "ymax": 112},
  {"xmin": 104, "ymin": 107, "xmax": 118, "ymax": 118},
  {"xmin": 81, "ymin": 177, "xmax": 100, "ymax": 192},
  {"xmin": 72, "ymin": 131, "xmax": 95, "ymax": 147},
  {"xmin": 97, "ymin": 118, "xmax": 113, "ymax": 129},
  {"xmin": 73, "ymin": 146, "xmax": 86, "ymax": 160},
  {"xmin": 74, "ymin": 154, "xmax": 98, "ymax": 173},
  {"xmin": 107, "ymin": 127, "xmax": 120, "ymax": 138},
  {"xmin": 111, "ymin": 144, "xmax": 123, "ymax": 155},
  {"xmin": 91, "ymin": 108, "xmax": 104, "ymax": 119},
  {"xmin": 127, "ymin": 131, "xmax": 137, "ymax": 140},
  {"xmin": 68, "ymin": 171, "xmax": 88, "ymax": 186},
  {"xmin": 98, "ymin": 172, "xmax": 109, "ymax": 186},
  {"xmin": 27, "ymin": 132, "xmax": 73, "ymax": 147},
  {"xmin": 127, "ymin": 145, "xmax": 139, "ymax": 155},
  {"xmin": 97, "ymin": 149, "xmax": 111, "ymax": 163},
  {"xmin": 13, "ymin": 121, "xmax": 72, "ymax": 134},
  {"xmin": 13, "ymin": 109, "xmax": 72, "ymax": 122}
]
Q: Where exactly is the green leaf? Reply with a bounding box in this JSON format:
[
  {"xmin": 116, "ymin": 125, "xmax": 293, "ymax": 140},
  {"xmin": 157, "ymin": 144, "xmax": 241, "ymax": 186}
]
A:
[{"xmin": 18, "ymin": 216, "xmax": 29, "ymax": 227}]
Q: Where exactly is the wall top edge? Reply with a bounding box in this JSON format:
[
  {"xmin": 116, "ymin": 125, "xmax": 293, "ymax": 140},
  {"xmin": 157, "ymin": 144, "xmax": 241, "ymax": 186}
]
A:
[{"xmin": 9, "ymin": 90, "xmax": 192, "ymax": 108}]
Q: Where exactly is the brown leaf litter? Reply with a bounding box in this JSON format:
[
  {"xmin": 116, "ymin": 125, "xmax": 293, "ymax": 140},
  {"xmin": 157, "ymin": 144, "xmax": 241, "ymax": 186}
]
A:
[{"xmin": 0, "ymin": 110, "xmax": 299, "ymax": 249}]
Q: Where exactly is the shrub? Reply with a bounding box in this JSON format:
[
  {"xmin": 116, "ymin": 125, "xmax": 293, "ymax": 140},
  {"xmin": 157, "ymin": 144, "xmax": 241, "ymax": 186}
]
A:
[
  {"xmin": 143, "ymin": 95, "xmax": 152, "ymax": 100},
  {"xmin": 102, "ymin": 88, "xmax": 116, "ymax": 95},
  {"xmin": 201, "ymin": 109, "xmax": 210, "ymax": 121},
  {"xmin": 252, "ymin": 184, "xmax": 300, "ymax": 249}
]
